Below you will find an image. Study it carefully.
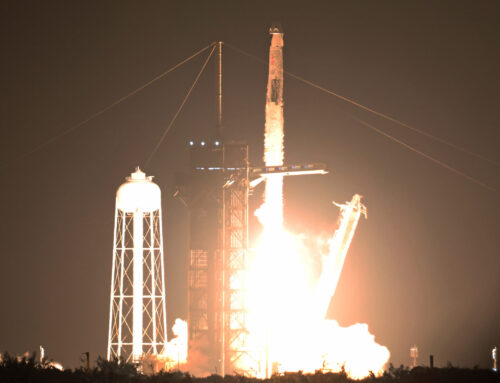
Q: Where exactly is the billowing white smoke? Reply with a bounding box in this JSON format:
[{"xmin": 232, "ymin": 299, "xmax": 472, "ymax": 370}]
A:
[{"xmin": 162, "ymin": 318, "xmax": 188, "ymax": 368}]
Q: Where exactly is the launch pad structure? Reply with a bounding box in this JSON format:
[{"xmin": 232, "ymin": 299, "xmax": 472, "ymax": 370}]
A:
[
  {"xmin": 180, "ymin": 140, "xmax": 327, "ymax": 376},
  {"xmin": 179, "ymin": 141, "xmax": 251, "ymax": 375},
  {"xmin": 177, "ymin": 29, "xmax": 327, "ymax": 376}
]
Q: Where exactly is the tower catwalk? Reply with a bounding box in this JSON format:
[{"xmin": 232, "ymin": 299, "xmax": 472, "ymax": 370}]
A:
[{"xmin": 107, "ymin": 168, "xmax": 168, "ymax": 368}]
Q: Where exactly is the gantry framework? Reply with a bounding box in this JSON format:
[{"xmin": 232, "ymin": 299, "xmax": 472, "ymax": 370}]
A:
[
  {"xmin": 183, "ymin": 141, "xmax": 252, "ymax": 375},
  {"xmin": 220, "ymin": 144, "xmax": 251, "ymax": 374},
  {"xmin": 182, "ymin": 32, "xmax": 327, "ymax": 376}
]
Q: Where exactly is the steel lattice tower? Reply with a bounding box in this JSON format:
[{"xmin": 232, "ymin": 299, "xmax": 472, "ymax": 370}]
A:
[
  {"xmin": 107, "ymin": 168, "xmax": 168, "ymax": 365},
  {"xmin": 221, "ymin": 144, "xmax": 251, "ymax": 375},
  {"xmin": 182, "ymin": 141, "xmax": 253, "ymax": 375}
]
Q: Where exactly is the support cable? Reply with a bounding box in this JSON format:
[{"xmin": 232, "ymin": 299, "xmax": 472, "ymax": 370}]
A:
[
  {"xmin": 1, "ymin": 42, "xmax": 216, "ymax": 171},
  {"xmin": 145, "ymin": 44, "xmax": 217, "ymax": 166},
  {"xmin": 225, "ymin": 43, "xmax": 499, "ymax": 195},
  {"xmin": 352, "ymin": 116, "xmax": 499, "ymax": 195},
  {"xmin": 225, "ymin": 43, "xmax": 500, "ymax": 167},
  {"xmin": 217, "ymin": 41, "xmax": 223, "ymax": 136}
]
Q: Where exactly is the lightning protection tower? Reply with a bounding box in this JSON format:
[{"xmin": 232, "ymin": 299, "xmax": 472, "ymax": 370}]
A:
[{"xmin": 107, "ymin": 168, "xmax": 168, "ymax": 365}]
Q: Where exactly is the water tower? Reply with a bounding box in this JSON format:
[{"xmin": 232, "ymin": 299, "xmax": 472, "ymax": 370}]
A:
[{"xmin": 107, "ymin": 168, "xmax": 167, "ymax": 365}]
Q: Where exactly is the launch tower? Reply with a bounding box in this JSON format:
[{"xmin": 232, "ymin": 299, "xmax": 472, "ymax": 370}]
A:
[
  {"xmin": 180, "ymin": 29, "xmax": 326, "ymax": 376},
  {"xmin": 179, "ymin": 140, "xmax": 251, "ymax": 375}
]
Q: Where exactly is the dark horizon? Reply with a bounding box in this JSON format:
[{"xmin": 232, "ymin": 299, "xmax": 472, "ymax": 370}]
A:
[{"xmin": 1, "ymin": 0, "xmax": 499, "ymax": 371}]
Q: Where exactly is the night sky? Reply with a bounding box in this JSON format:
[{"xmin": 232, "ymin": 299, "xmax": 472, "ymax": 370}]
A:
[{"xmin": 1, "ymin": 0, "xmax": 499, "ymax": 371}]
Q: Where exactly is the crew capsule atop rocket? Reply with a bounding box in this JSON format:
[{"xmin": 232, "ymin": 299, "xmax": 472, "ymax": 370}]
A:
[{"xmin": 269, "ymin": 22, "xmax": 283, "ymax": 35}]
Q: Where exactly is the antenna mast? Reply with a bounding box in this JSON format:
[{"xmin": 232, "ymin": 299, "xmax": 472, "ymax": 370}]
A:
[{"xmin": 217, "ymin": 41, "xmax": 223, "ymax": 136}]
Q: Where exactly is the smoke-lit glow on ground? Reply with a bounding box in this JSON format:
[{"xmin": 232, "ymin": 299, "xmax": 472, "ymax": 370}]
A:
[{"xmin": 163, "ymin": 319, "xmax": 188, "ymax": 366}]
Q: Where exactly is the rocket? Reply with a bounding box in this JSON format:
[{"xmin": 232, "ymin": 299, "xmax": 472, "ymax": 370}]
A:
[
  {"xmin": 264, "ymin": 24, "xmax": 284, "ymax": 168},
  {"xmin": 260, "ymin": 24, "xmax": 285, "ymax": 228}
]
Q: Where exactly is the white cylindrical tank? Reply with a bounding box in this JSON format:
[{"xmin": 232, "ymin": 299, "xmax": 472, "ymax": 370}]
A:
[{"xmin": 117, "ymin": 168, "xmax": 161, "ymax": 213}]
